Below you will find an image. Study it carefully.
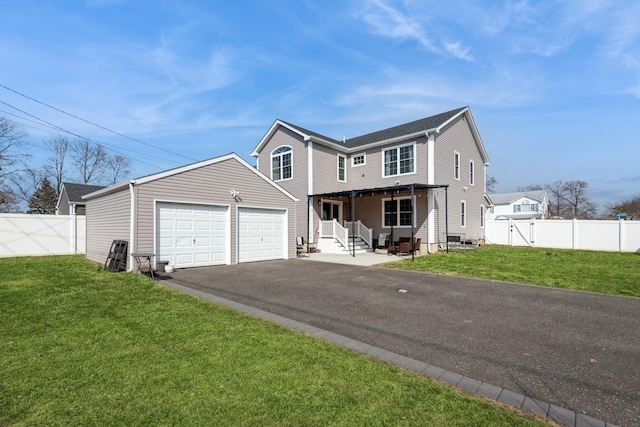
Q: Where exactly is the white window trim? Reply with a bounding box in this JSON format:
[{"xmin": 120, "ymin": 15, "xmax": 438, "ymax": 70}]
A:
[
  {"xmin": 351, "ymin": 153, "xmax": 366, "ymax": 167},
  {"xmin": 461, "ymin": 200, "xmax": 467, "ymax": 228},
  {"xmin": 454, "ymin": 151, "xmax": 460, "ymax": 181},
  {"xmin": 270, "ymin": 145, "xmax": 293, "ymax": 182},
  {"xmin": 337, "ymin": 154, "xmax": 346, "ymax": 182},
  {"xmin": 382, "ymin": 142, "xmax": 417, "ymax": 178},
  {"xmin": 381, "ymin": 196, "xmax": 416, "ymax": 228},
  {"xmin": 469, "ymin": 159, "xmax": 475, "ymax": 186}
]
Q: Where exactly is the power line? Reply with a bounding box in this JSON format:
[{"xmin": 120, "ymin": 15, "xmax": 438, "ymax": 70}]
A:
[
  {"xmin": 0, "ymin": 83, "xmax": 198, "ymax": 162},
  {"xmin": 0, "ymin": 101, "xmax": 182, "ymax": 171}
]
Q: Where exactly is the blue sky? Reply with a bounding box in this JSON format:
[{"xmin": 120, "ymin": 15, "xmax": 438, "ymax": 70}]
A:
[{"xmin": 1, "ymin": 0, "xmax": 639, "ymax": 211}]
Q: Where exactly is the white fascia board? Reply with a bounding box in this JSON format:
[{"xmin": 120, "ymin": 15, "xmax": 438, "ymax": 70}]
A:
[
  {"xmin": 82, "ymin": 180, "xmax": 131, "ymax": 200},
  {"xmin": 250, "ymin": 120, "xmax": 310, "ymax": 157},
  {"xmin": 231, "ymin": 154, "xmax": 299, "ymax": 202},
  {"xmin": 307, "ymin": 130, "xmax": 433, "ymax": 154}
]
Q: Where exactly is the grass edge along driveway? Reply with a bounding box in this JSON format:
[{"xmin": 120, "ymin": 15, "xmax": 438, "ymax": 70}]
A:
[
  {"xmin": 0, "ymin": 256, "xmax": 550, "ymax": 426},
  {"xmin": 384, "ymin": 245, "xmax": 640, "ymax": 297}
]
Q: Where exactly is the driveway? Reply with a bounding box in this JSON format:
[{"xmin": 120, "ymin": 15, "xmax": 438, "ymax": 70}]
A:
[{"xmin": 165, "ymin": 259, "xmax": 639, "ymax": 426}]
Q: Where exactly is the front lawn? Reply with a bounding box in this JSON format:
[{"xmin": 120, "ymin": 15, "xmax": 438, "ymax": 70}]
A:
[
  {"xmin": 0, "ymin": 256, "xmax": 548, "ymax": 426},
  {"xmin": 385, "ymin": 246, "xmax": 640, "ymax": 297}
]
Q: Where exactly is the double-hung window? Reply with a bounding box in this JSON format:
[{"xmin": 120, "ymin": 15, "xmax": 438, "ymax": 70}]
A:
[
  {"xmin": 271, "ymin": 146, "xmax": 292, "ymax": 181},
  {"xmin": 383, "ymin": 197, "xmax": 413, "ymax": 227},
  {"xmin": 461, "ymin": 200, "xmax": 467, "ymax": 228},
  {"xmin": 454, "ymin": 151, "xmax": 460, "ymax": 180},
  {"xmin": 383, "ymin": 143, "xmax": 415, "ymax": 177},
  {"xmin": 337, "ymin": 154, "xmax": 346, "ymax": 182},
  {"xmin": 469, "ymin": 160, "xmax": 475, "ymax": 185}
]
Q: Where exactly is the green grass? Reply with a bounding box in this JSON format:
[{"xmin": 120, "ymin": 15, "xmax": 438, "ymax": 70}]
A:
[
  {"xmin": 385, "ymin": 246, "xmax": 640, "ymax": 297},
  {"xmin": 0, "ymin": 256, "xmax": 548, "ymax": 426}
]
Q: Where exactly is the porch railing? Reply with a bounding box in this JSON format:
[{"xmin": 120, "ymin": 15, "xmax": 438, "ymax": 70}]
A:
[
  {"xmin": 344, "ymin": 220, "xmax": 373, "ymax": 247},
  {"xmin": 320, "ymin": 219, "xmax": 348, "ymax": 249}
]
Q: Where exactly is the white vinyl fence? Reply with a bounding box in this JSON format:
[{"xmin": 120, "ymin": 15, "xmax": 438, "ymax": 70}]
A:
[
  {"xmin": 485, "ymin": 218, "xmax": 640, "ymax": 253},
  {"xmin": 0, "ymin": 214, "xmax": 86, "ymax": 257}
]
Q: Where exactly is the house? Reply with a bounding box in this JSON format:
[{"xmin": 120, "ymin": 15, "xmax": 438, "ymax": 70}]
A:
[
  {"xmin": 56, "ymin": 182, "xmax": 106, "ymax": 215},
  {"xmin": 251, "ymin": 106, "xmax": 491, "ymax": 253},
  {"xmin": 83, "ymin": 153, "xmax": 297, "ymax": 271},
  {"xmin": 487, "ymin": 190, "xmax": 549, "ymax": 220}
]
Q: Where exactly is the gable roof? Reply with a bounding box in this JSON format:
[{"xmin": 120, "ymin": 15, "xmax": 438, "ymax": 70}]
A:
[
  {"xmin": 251, "ymin": 106, "xmax": 489, "ymax": 164},
  {"xmin": 489, "ymin": 190, "xmax": 548, "ymax": 205},
  {"xmin": 61, "ymin": 182, "xmax": 106, "ymax": 204},
  {"xmin": 83, "ymin": 153, "xmax": 298, "ymax": 202}
]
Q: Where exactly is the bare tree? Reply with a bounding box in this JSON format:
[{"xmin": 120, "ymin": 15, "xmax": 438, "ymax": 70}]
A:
[
  {"xmin": 486, "ymin": 176, "xmax": 497, "ymax": 193},
  {"xmin": 517, "ymin": 184, "xmax": 544, "ymax": 191},
  {"xmin": 0, "ymin": 185, "xmax": 18, "ymax": 212},
  {"xmin": 106, "ymin": 154, "xmax": 132, "ymax": 185},
  {"xmin": 7, "ymin": 165, "xmax": 48, "ymax": 208},
  {"xmin": 44, "ymin": 135, "xmax": 70, "ymax": 195},
  {"xmin": 0, "ymin": 116, "xmax": 28, "ymax": 179},
  {"xmin": 605, "ymin": 193, "xmax": 640, "ymax": 220},
  {"xmin": 562, "ymin": 180, "xmax": 596, "ymax": 219},
  {"xmin": 545, "ymin": 180, "xmax": 567, "ymax": 218},
  {"xmin": 71, "ymin": 139, "xmax": 108, "ymax": 184}
]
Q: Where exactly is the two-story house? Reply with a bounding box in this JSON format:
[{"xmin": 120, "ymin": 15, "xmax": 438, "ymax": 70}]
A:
[
  {"xmin": 251, "ymin": 106, "xmax": 490, "ymax": 253},
  {"xmin": 487, "ymin": 190, "xmax": 549, "ymax": 220}
]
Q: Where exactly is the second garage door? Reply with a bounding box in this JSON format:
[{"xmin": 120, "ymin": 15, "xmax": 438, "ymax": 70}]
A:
[
  {"xmin": 238, "ymin": 207, "xmax": 286, "ymax": 263},
  {"xmin": 156, "ymin": 202, "xmax": 229, "ymax": 268}
]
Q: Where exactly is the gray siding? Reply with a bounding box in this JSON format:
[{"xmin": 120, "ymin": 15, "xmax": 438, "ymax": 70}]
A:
[
  {"xmin": 312, "ymin": 143, "xmax": 349, "ymax": 194},
  {"xmin": 344, "ymin": 135, "xmax": 430, "ymax": 190},
  {"xmin": 85, "ymin": 187, "xmax": 131, "ymax": 265},
  {"xmin": 57, "ymin": 190, "xmax": 70, "ymax": 215},
  {"xmin": 135, "ymin": 157, "xmax": 296, "ymax": 264},
  {"xmin": 256, "ymin": 126, "xmax": 309, "ymax": 241},
  {"xmin": 433, "ymin": 115, "xmax": 486, "ymax": 242}
]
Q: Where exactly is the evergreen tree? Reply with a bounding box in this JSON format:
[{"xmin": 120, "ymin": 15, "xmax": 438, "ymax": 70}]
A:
[{"xmin": 27, "ymin": 177, "xmax": 57, "ymax": 214}]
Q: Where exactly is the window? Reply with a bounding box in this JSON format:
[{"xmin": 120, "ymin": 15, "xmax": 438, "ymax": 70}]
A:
[
  {"xmin": 480, "ymin": 205, "xmax": 485, "ymax": 228},
  {"xmin": 383, "ymin": 143, "xmax": 415, "ymax": 177},
  {"xmin": 469, "ymin": 160, "xmax": 475, "ymax": 186},
  {"xmin": 461, "ymin": 200, "xmax": 467, "ymax": 227},
  {"xmin": 513, "ymin": 203, "xmax": 539, "ymax": 213},
  {"xmin": 352, "ymin": 153, "xmax": 366, "ymax": 167},
  {"xmin": 271, "ymin": 146, "xmax": 292, "ymax": 181},
  {"xmin": 337, "ymin": 154, "xmax": 346, "ymax": 182},
  {"xmin": 382, "ymin": 197, "xmax": 413, "ymax": 227},
  {"xmin": 454, "ymin": 151, "xmax": 460, "ymax": 180}
]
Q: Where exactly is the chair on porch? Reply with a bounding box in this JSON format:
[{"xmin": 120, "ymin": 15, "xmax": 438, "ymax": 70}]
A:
[
  {"xmin": 398, "ymin": 237, "xmax": 421, "ymax": 255},
  {"xmin": 296, "ymin": 237, "xmax": 305, "ymax": 255}
]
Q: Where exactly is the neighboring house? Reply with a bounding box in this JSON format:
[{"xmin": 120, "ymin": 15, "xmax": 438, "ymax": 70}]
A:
[
  {"xmin": 56, "ymin": 182, "xmax": 106, "ymax": 215},
  {"xmin": 83, "ymin": 153, "xmax": 297, "ymax": 270},
  {"xmin": 251, "ymin": 106, "xmax": 491, "ymax": 252},
  {"xmin": 487, "ymin": 190, "xmax": 549, "ymax": 220}
]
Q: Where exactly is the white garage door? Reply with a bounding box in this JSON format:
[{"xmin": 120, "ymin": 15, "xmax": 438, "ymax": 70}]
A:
[
  {"xmin": 156, "ymin": 202, "xmax": 228, "ymax": 268},
  {"xmin": 238, "ymin": 208, "xmax": 286, "ymax": 263}
]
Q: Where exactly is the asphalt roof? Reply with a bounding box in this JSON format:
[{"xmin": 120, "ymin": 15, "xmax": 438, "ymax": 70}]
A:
[
  {"xmin": 489, "ymin": 190, "xmax": 548, "ymax": 205},
  {"xmin": 62, "ymin": 182, "xmax": 106, "ymax": 203},
  {"xmin": 281, "ymin": 107, "xmax": 467, "ymax": 149}
]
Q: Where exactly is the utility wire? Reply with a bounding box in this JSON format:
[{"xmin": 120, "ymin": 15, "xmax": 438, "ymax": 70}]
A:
[
  {"xmin": 0, "ymin": 83, "xmax": 198, "ymax": 162},
  {"xmin": 0, "ymin": 100, "xmax": 179, "ymax": 171}
]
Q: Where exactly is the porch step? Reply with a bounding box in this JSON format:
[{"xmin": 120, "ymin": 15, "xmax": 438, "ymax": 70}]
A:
[{"xmin": 317, "ymin": 237, "xmax": 373, "ymax": 254}]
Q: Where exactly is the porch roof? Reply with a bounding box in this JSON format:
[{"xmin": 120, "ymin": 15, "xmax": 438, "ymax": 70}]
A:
[{"xmin": 309, "ymin": 183, "xmax": 449, "ymax": 199}]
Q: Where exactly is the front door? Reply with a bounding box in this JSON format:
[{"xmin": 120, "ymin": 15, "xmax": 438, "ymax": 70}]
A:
[{"xmin": 321, "ymin": 201, "xmax": 342, "ymax": 222}]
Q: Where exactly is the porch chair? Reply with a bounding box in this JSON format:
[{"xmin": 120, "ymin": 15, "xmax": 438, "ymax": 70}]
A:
[
  {"xmin": 398, "ymin": 237, "xmax": 421, "ymax": 255},
  {"xmin": 296, "ymin": 237, "xmax": 305, "ymax": 255}
]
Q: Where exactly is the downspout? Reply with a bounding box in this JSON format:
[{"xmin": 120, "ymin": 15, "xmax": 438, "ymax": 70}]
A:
[
  {"xmin": 128, "ymin": 181, "xmax": 136, "ymax": 272},
  {"xmin": 426, "ymin": 131, "xmax": 436, "ymax": 254},
  {"xmin": 445, "ymin": 186, "xmax": 449, "ymax": 253},
  {"xmin": 306, "ymin": 195, "xmax": 310, "ymax": 254}
]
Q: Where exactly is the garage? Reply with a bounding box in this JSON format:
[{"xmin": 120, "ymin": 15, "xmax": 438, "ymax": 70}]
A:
[
  {"xmin": 83, "ymin": 153, "xmax": 297, "ymax": 269},
  {"xmin": 238, "ymin": 207, "xmax": 286, "ymax": 263},
  {"xmin": 156, "ymin": 202, "xmax": 229, "ymax": 268}
]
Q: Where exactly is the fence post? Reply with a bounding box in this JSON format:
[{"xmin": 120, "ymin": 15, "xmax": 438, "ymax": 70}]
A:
[
  {"xmin": 572, "ymin": 218, "xmax": 578, "ymax": 250},
  {"xmin": 71, "ymin": 213, "xmax": 77, "ymax": 254},
  {"xmin": 508, "ymin": 218, "xmax": 513, "ymax": 246},
  {"xmin": 619, "ymin": 217, "xmax": 624, "ymax": 252},
  {"xmin": 530, "ymin": 218, "xmax": 535, "ymax": 247}
]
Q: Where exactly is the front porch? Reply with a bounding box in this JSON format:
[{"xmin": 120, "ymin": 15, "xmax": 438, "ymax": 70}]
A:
[{"xmin": 306, "ymin": 183, "xmax": 451, "ymax": 259}]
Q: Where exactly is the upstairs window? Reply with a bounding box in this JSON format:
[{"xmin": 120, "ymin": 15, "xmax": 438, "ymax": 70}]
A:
[
  {"xmin": 384, "ymin": 143, "xmax": 415, "ymax": 177},
  {"xmin": 337, "ymin": 154, "xmax": 346, "ymax": 182},
  {"xmin": 454, "ymin": 151, "xmax": 460, "ymax": 180},
  {"xmin": 513, "ymin": 203, "xmax": 539, "ymax": 213},
  {"xmin": 352, "ymin": 153, "xmax": 366, "ymax": 167},
  {"xmin": 271, "ymin": 146, "xmax": 292, "ymax": 181},
  {"xmin": 461, "ymin": 200, "xmax": 467, "ymax": 227},
  {"xmin": 469, "ymin": 160, "xmax": 475, "ymax": 186}
]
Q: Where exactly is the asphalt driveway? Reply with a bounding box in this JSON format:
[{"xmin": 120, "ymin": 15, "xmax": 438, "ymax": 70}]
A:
[{"xmin": 165, "ymin": 259, "xmax": 639, "ymax": 426}]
